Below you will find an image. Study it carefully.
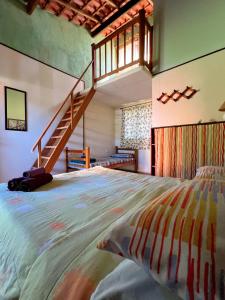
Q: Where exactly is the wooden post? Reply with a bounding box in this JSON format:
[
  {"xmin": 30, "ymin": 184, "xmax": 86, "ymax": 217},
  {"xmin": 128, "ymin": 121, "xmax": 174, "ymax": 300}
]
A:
[
  {"xmin": 70, "ymin": 93, "xmax": 73, "ymax": 129},
  {"xmin": 91, "ymin": 43, "xmax": 96, "ymax": 86},
  {"xmin": 134, "ymin": 149, "xmax": 138, "ymax": 172},
  {"xmin": 38, "ymin": 141, "xmax": 41, "ymax": 167},
  {"xmin": 115, "ymin": 146, "xmax": 118, "ymax": 153},
  {"xmin": 85, "ymin": 146, "xmax": 90, "ymax": 168},
  {"xmin": 139, "ymin": 9, "xmax": 145, "ymax": 66},
  {"xmin": 65, "ymin": 147, "xmax": 69, "ymax": 172},
  {"xmin": 150, "ymin": 26, "xmax": 153, "ymax": 71}
]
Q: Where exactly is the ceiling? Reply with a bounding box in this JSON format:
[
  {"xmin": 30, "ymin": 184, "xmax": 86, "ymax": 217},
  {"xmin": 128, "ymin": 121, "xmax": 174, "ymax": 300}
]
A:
[
  {"xmin": 27, "ymin": 0, "xmax": 153, "ymax": 36},
  {"xmin": 93, "ymin": 65, "xmax": 152, "ymax": 107}
]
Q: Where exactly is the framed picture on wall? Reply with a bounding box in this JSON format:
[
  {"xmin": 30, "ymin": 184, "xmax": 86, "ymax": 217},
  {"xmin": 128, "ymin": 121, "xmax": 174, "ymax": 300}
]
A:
[{"xmin": 5, "ymin": 86, "xmax": 27, "ymax": 131}]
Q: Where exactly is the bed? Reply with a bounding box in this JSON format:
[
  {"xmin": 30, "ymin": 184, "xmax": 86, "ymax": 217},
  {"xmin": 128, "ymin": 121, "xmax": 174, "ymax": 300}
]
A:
[
  {"xmin": 0, "ymin": 167, "xmax": 182, "ymax": 300},
  {"xmin": 65, "ymin": 146, "xmax": 138, "ymax": 173}
]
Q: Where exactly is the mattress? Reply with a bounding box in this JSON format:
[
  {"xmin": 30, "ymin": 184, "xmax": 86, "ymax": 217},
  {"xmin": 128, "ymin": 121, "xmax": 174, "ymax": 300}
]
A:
[
  {"xmin": 68, "ymin": 157, "xmax": 134, "ymax": 169},
  {"xmin": 0, "ymin": 167, "xmax": 181, "ymax": 299}
]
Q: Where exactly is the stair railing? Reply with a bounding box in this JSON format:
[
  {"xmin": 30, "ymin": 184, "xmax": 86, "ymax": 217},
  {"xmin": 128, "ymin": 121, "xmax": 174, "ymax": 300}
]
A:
[
  {"xmin": 32, "ymin": 59, "xmax": 94, "ymax": 167},
  {"xmin": 92, "ymin": 9, "xmax": 153, "ymax": 83}
]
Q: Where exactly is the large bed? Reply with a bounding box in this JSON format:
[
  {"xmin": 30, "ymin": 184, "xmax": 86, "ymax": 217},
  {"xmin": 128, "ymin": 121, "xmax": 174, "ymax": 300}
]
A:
[{"xmin": 0, "ymin": 167, "xmax": 181, "ymax": 300}]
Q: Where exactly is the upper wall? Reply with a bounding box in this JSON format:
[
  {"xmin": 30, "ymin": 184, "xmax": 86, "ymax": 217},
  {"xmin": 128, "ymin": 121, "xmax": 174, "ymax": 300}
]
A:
[
  {"xmin": 152, "ymin": 49, "xmax": 225, "ymax": 127},
  {"xmin": 153, "ymin": 0, "xmax": 225, "ymax": 73},
  {"xmin": 0, "ymin": 0, "xmax": 94, "ymax": 86}
]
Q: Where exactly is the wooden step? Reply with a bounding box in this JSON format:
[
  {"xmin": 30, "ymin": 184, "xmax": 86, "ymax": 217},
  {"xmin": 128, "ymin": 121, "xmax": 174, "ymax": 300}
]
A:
[
  {"xmin": 75, "ymin": 95, "xmax": 86, "ymax": 100},
  {"xmin": 61, "ymin": 117, "xmax": 71, "ymax": 121},
  {"xmin": 73, "ymin": 101, "xmax": 83, "ymax": 107},
  {"xmin": 45, "ymin": 145, "xmax": 56, "ymax": 149},
  {"xmin": 50, "ymin": 135, "xmax": 63, "ymax": 139},
  {"xmin": 42, "ymin": 156, "xmax": 50, "ymax": 160},
  {"xmin": 57, "ymin": 126, "xmax": 68, "ymax": 130},
  {"xmin": 66, "ymin": 109, "xmax": 79, "ymax": 115}
]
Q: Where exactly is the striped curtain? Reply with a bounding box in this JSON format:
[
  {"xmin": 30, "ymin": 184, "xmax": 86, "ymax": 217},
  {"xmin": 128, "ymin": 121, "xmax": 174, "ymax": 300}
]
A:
[{"xmin": 155, "ymin": 123, "xmax": 225, "ymax": 179}]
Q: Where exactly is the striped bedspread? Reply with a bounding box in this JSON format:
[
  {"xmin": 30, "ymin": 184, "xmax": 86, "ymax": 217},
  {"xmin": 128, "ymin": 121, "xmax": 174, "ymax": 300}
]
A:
[{"xmin": 0, "ymin": 167, "xmax": 181, "ymax": 300}]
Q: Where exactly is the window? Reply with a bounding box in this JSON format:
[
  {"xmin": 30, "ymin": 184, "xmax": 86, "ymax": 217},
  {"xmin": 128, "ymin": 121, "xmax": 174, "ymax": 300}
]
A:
[{"xmin": 120, "ymin": 102, "xmax": 152, "ymax": 149}]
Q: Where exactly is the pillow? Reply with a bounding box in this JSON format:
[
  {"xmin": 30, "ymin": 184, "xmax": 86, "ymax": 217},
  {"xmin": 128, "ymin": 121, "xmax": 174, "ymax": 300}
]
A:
[
  {"xmin": 97, "ymin": 179, "xmax": 225, "ymax": 300},
  {"xmin": 91, "ymin": 259, "xmax": 181, "ymax": 300},
  {"xmin": 195, "ymin": 166, "xmax": 225, "ymax": 180}
]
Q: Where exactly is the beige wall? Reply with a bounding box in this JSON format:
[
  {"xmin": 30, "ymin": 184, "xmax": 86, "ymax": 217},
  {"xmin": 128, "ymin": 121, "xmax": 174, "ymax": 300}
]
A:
[
  {"xmin": 152, "ymin": 49, "xmax": 225, "ymax": 127},
  {"xmin": 0, "ymin": 45, "xmax": 115, "ymax": 182},
  {"xmin": 55, "ymin": 99, "xmax": 115, "ymax": 173}
]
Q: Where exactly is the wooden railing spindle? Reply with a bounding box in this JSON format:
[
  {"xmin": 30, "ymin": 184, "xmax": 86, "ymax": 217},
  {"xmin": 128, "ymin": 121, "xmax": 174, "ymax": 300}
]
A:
[
  {"xmin": 131, "ymin": 24, "xmax": 134, "ymax": 62},
  {"xmin": 139, "ymin": 9, "xmax": 145, "ymax": 66},
  {"xmin": 70, "ymin": 94, "xmax": 73, "ymax": 129},
  {"xmin": 99, "ymin": 46, "xmax": 102, "ymax": 77},
  {"xmin": 38, "ymin": 141, "xmax": 41, "ymax": 167},
  {"xmin": 110, "ymin": 39, "xmax": 113, "ymax": 72},
  {"xmin": 124, "ymin": 30, "xmax": 126, "ymax": 66},
  {"xmin": 116, "ymin": 34, "xmax": 119, "ymax": 69},
  {"xmin": 105, "ymin": 43, "xmax": 107, "ymax": 74},
  {"xmin": 91, "ymin": 43, "xmax": 96, "ymax": 85},
  {"xmin": 150, "ymin": 26, "xmax": 153, "ymax": 70}
]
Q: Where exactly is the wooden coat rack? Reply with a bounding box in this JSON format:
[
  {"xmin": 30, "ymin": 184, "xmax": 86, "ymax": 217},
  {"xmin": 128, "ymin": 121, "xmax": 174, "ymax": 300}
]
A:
[{"xmin": 157, "ymin": 86, "xmax": 199, "ymax": 104}]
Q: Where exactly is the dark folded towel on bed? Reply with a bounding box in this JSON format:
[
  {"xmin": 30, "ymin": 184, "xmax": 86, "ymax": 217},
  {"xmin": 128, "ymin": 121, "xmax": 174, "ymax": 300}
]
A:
[
  {"xmin": 18, "ymin": 173, "xmax": 53, "ymax": 192},
  {"xmin": 8, "ymin": 177, "xmax": 26, "ymax": 191},
  {"xmin": 23, "ymin": 167, "xmax": 46, "ymax": 178}
]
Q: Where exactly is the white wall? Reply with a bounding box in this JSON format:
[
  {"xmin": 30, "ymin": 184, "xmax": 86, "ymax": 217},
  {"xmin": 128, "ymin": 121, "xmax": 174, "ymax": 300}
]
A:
[
  {"xmin": 0, "ymin": 45, "xmax": 115, "ymax": 182},
  {"xmin": 55, "ymin": 98, "xmax": 115, "ymax": 173},
  {"xmin": 115, "ymin": 107, "xmax": 151, "ymax": 174},
  {"xmin": 152, "ymin": 49, "xmax": 225, "ymax": 127}
]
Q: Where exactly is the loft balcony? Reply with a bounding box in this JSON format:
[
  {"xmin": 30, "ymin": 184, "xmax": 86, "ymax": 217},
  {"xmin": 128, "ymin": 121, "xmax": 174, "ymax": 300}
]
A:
[{"xmin": 91, "ymin": 9, "xmax": 153, "ymax": 106}]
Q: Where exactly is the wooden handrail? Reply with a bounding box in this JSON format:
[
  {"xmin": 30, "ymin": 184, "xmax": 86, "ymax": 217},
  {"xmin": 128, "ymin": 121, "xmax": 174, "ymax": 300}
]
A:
[{"xmin": 32, "ymin": 59, "xmax": 94, "ymax": 152}]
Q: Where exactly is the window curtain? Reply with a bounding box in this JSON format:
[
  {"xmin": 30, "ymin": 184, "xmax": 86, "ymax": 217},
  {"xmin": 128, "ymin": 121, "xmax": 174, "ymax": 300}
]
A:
[
  {"xmin": 120, "ymin": 102, "xmax": 152, "ymax": 149},
  {"xmin": 155, "ymin": 123, "xmax": 225, "ymax": 179}
]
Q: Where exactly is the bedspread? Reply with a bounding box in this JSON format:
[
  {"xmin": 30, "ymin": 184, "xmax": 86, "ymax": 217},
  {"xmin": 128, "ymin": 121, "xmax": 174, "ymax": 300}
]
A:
[{"xmin": 0, "ymin": 167, "xmax": 181, "ymax": 300}]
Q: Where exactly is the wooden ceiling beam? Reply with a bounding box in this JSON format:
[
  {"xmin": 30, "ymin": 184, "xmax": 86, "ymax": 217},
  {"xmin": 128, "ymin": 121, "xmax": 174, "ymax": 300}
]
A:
[
  {"xmin": 104, "ymin": 0, "xmax": 118, "ymax": 8},
  {"xmin": 27, "ymin": 0, "xmax": 39, "ymax": 14},
  {"xmin": 55, "ymin": 0, "xmax": 100, "ymax": 23},
  {"xmin": 91, "ymin": 0, "xmax": 140, "ymax": 36},
  {"xmin": 81, "ymin": 1, "xmax": 114, "ymax": 27}
]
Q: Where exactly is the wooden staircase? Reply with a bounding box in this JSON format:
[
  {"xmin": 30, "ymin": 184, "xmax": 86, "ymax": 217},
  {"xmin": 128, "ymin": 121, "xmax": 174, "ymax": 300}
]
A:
[
  {"xmin": 32, "ymin": 10, "xmax": 153, "ymax": 173},
  {"xmin": 32, "ymin": 60, "xmax": 95, "ymax": 172}
]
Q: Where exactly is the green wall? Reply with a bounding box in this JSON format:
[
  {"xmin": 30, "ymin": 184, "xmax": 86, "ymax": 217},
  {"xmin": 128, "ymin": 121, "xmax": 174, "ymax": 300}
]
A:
[
  {"xmin": 0, "ymin": 0, "xmax": 98, "ymax": 86},
  {"xmin": 153, "ymin": 0, "xmax": 225, "ymax": 73}
]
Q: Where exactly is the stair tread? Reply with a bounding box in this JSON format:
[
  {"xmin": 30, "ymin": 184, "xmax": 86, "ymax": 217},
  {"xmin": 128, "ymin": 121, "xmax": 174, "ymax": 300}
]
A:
[
  {"xmin": 73, "ymin": 100, "xmax": 83, "ymax": 106},
  {"xmin": 42, "ymin": 156, "xmax": 50, "ymax": 159},
  {"xmin": 66, "ymin": 109, "xmax": 79, "ymax": 114},
  {"xmin": 45, "ymin": 146, "xmax": 56, "ymax": 148},
  {"xmin": 62, "ymin": 117, "xmax": 71, "ymax": 121},
  {"xmin": 50, "ymin": 135, "xmax": 63, "ymax": 139},
  {"xmin": 57, "ymin": 126, "xmax": 68, "ymax": 130}
]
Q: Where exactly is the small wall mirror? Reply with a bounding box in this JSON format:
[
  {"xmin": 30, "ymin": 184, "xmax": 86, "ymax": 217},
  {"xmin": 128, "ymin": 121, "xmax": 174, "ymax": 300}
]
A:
[{"xmin": 5, "ymin": 87, "xmax": 27, "ymax": 131}]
